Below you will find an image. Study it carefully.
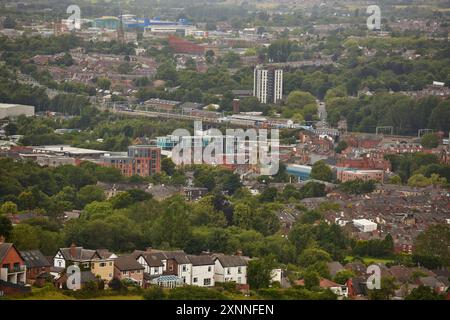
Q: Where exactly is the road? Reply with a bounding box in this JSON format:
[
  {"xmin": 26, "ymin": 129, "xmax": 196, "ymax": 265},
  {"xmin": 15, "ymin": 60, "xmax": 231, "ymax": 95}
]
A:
[{"xmin": 317, "ymin": 101, "xmax": 328, "ymax": 128}]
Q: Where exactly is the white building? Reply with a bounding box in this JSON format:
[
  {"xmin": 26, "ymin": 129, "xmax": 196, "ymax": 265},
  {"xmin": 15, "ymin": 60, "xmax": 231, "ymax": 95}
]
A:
[
  {"xmin": 353, "ymin": 219, "xmax": 378, "ymax": 232},
  {"xmin": 0, "ymin": 103, "xmax": 35, "ymax": 119},
  {"xmin": 188, "ymin": 255, "xmax": 215, "ymax": 287},
  {"xmin": 253, "ymin": 65, "xmax": 283, "ymax": 104},
  {"xmin": 212, "ymin": 254, "xmax": 248, "ymax": 284},
  {"xmin": 136, "ymin": 252, "xmax": 165, "ymax": 276}
]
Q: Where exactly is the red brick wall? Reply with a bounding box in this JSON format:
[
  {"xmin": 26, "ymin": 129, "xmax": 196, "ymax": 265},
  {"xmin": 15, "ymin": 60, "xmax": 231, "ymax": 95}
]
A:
[{"xmin": 0, "ymin": 246, "xmax": 25, "ymax": 271}]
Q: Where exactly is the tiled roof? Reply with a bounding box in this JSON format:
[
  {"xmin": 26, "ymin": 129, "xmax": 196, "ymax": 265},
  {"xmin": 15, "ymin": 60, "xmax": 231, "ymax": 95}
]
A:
[
  {"xmin": 115, "ymin": 255, "xmax": 144, "ymax": 271},
  {"xmin": 20, "ymin": 250, "xmax": 51, "ymax": 268},
  {"xmin": 213, "ymin": 254, "xmax": 248, "ymax": 267},
  {"xmin": 187, "ymin": 255, "xmax": 214, "ymax": 266}
]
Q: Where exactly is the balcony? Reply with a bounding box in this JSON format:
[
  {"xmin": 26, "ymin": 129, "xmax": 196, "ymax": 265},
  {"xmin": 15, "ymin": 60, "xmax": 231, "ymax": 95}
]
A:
[{"xmin": 7, "ymin": 265, "xmax": 26, "ymax": 274}]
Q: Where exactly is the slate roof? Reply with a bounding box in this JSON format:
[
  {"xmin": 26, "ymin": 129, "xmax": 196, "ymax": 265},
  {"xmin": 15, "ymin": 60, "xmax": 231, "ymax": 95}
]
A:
[
  {"xmin": 58, "ymin": 246, "xmax": 98, "ymax": 261},
  {"xmin": 213, "ymin": 254, "xmax": 248, "ymax": 267},
  {"xmin": 187, "ymin": 255, "xmax": 214, "ymax": 266},
  {"xmin": 20, "ymin": 250, "xmax": 51, "ymax": 269},
  {"xmin": 327, "ymin": 261, "xmax": 345, "ymax": 278},
  {"xmin": 95, "ymin": 249, "xmax": 115, "ymax": 259},
  {"xmin": 141, "ymin": 252, "xmax": 165, "ymax": 267},
  {"xmin": 114, "ymin": 255, "xmax": 145, "ymax": 271},
  {"xmin": 345, "ymin": 262, "xmax": 366, "ymax": 275},
  {"xmin": 162, "ymin": 251, "xmax": 191, "ymax": 265}
]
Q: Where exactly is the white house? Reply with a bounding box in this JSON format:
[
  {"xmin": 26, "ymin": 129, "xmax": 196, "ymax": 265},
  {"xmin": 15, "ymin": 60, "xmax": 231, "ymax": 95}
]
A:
[
  {"xmin": 187, "ymin": 255, "xmax": 215, "ymax": 287},
  {"xmin": 162, "ymin": 251, "xmax": 193, "ymax": 285},
  {"xmin": 137, "ymin": 252, "xmax": 165, "ymax": 276},
  {"xmin": 212, "ymin": 254, "xmax": 248, "ymax": 285}
]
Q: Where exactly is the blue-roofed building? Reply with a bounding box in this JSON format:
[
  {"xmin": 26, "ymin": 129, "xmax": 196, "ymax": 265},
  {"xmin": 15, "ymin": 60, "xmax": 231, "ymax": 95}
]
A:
[{"xmin": 286, "ymin": 164, "xmax": 312, "ymax": 181}]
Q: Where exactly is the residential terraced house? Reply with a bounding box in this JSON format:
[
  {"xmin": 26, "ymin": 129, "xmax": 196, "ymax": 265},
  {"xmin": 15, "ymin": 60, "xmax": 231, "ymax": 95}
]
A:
[
  {"xmin": 133, "ymin": 249, "xmax": 215, "ymax": 287},
  {"xmin": 212, "ymin": 253, "xmax": 248, "ymax": 285}
]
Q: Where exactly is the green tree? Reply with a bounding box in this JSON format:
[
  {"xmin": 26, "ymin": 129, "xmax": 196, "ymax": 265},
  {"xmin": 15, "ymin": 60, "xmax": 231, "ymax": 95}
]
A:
[
  {"xmin": 77, "ymin": 185, "xmax": 105, "ymax": 208},
  {"xmin": 302, "ymin": 270, "xmax": 320, "ymax": 290},
  {"xmin": 161, "ymin": 158, "xmax": 176, "ymax": 176},
  {"xmin": 0, "ymin": 216, "xmax": 13, "ymax": 239},
  {"xmin": 405, "ymin": 285, "xmax": 445, "ymax": 300},
  {"xmin": 286, "ymin": 91, "xmax": 316, "ymax": 109},
  {"xmin": 96, "ymin": 77, "xmax": 111, "ymax": 90},
  {"xmin": 407, "ymin": 174, "xmax": 431, "ymax": 188},
  {"xmin": 388, "ymin": 175, "xmax": 402, "ymax": 185},
  {"xmin": 0, "ymin": 201, "xmax": 18, "ymax": 215},
  {"xmin": 420, "ymin": 133, "xmax": 439, "ymax": 149},
  {"xmin": 298, "ymin": 248, "xmax": 332, "ymax": 268},
  {"xmin": 9, "ymin": 224, "xmax": 40, "ymax": 250},
  {"xmin": 413, "ymin": 224, "xmax": 450, "ymax": 268},
  {"xmin": 368, "ymin": 276, "xmax": 398, "ymax": 300},
  {"xmin": 334, "ymin": 270, "xmax": 355, "ymax": 285},
  {"xmin": 310, "ymin": 161, "xmax": 333, "ymax": 182},
  {"xmin": 335, "ymin": 140, "xmax": 348, "ymax": 154},
  {"xmin": 247, "ymin": 256, "xmax": 277, "ymax": 290}
]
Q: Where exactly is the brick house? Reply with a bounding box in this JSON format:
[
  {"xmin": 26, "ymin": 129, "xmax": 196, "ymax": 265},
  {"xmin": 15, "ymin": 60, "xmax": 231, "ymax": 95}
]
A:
[
  {"xmin": 20, "ymin": 250, "xmax": 51, "ymax": 286},
  {"xmin": 113, "ymin": 255, "xmax": 144, "ymax": 287},
  {"xmin": 0, "ymin": 237, "xmax": 30, "ymax": 296}
]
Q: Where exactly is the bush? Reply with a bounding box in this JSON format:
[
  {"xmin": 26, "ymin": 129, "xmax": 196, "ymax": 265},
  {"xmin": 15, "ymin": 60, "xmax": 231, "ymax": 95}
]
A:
[
  {"xmin": 143, "ymin": 286, "xmax": 166, "ymax": 300},
  {"xmin": 167, "ymin": 286, "xmax": 228, "ymax": 300}
]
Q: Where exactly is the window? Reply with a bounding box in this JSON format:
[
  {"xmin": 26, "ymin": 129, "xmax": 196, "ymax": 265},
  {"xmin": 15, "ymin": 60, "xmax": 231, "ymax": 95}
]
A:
[
  {"xmin": 238, "ymin": 277, "xmax": 242, "ymax": 283},
  {"xmin": 238, "ymin": 267, "xmax": 242, "ymax": 274},
  {"xmin": 182, "ymin": 276, "xmax": 186, "ymax": 283},
  {"xmin": 154, "ymin": 267, "xmax": 159, "ymax": 274},
  {"xmin": 99, "ymin": 262, "xmax": 106, "ymax": 267},
  {"xmin": 58, "ymin": 261, "xmax": 62, "ymax": 267},
  {"xmin": 182, "ymin": 265, "xmax": 187, "ymax": 272},
  {"xmin": 109, "ymin": 262, "xmax": 112, "ymax": 266},
  {"xmin": 208, "ymin": 266, "xmax": 212, "ymax": 272},
  {"xmin": 227, "ymin": 268, "xmax": 231, "ymax": 275},
  {"xmin": 204, "ymin": 278, "xmax": 211, "ymax": 286},
  {"xmin": 193, "ymin": 277, "xmax": 198, "ymax": 283}
]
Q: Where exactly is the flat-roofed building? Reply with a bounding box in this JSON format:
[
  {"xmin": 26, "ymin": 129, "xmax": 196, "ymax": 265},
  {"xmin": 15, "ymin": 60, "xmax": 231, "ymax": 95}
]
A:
[
  {"xmin": 353, "ymin": 219, "xmax": 378, "ymax": 232},
  {"xmin": 337, "ymin": 169, "xmax": 384, "ymax": 183},
  {"xmin": 100, "ymin": 145, "xmax": 161, "ymax": 177},
  {"xmin": 0, "ymin": 103, "xmax": 35, "ymax": 119}
]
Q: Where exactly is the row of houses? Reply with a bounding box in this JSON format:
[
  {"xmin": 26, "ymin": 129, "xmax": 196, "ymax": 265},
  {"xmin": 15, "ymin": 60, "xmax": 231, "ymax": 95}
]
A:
[{"xmin": 0, "ymin": 238, "xmax": 249, "ymax": 296}]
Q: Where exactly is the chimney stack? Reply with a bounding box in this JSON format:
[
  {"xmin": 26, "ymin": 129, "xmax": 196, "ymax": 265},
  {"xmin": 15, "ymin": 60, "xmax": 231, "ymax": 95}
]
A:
[
  {"xmin": 146, "ymin": 247, "xmax": 152, "ymax": 252},
  {"xmin": 236, "ymin": 249, "xmax": 243, "ymax": 256},
  {"xmin": 70, "ymin": 243, "xmax": 77, "ymax": 258},
  {"xmin": 0, "ymin": 235, "xmax": 5, "ymax": 244}
]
